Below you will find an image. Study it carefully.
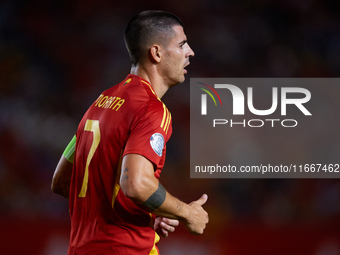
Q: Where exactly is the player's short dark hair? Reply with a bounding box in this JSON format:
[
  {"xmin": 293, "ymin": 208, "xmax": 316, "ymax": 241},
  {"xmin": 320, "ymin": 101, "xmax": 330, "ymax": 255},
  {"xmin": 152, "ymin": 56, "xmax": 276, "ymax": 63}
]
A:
[{"xmin": 125, "ymin": 10, "xmax": 184, "ymax": 65}]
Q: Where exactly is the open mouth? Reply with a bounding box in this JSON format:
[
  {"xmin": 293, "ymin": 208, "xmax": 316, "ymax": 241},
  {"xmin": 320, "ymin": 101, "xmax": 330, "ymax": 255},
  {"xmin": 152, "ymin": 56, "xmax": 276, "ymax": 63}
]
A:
[{"xmin": 184, "ymin": 62, "xmax": 190, "ymax": 74}]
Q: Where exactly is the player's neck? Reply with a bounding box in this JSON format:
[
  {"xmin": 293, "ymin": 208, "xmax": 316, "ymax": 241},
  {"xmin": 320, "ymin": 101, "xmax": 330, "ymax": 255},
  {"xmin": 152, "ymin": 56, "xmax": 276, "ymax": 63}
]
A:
[{"xmin": 130, "ymin": 65, "xmax": 169, "ymax": 99}]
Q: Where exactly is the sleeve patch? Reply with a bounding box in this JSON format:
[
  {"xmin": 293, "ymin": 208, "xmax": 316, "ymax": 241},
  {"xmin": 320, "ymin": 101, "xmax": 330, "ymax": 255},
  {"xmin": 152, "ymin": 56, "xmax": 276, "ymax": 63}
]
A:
[{"xmin": 150, "ymin": 133, "xmax": 164, "ymax": 156}]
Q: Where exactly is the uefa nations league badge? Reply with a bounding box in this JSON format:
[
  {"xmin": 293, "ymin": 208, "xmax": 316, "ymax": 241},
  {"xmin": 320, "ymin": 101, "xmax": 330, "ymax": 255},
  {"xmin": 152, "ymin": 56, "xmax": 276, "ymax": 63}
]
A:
[{"xmin": 150, "ymin": 133, "xmax": 164, "ymax": 156}]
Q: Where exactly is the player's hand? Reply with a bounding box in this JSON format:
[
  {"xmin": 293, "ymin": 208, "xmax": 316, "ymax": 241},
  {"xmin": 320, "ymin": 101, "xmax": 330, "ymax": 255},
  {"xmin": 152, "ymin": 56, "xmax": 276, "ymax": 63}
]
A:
[
  {"xmin": 154, "ymin": 217, "xmax": 179, "ymax": 238},
  {"xmin": 184, "ymin": 194, "xmax": 209, "ymax": 235}
]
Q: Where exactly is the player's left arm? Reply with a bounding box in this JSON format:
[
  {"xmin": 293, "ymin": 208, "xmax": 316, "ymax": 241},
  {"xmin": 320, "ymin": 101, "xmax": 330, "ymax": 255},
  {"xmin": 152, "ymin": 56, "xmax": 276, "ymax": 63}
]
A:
[
  {"xmin": 52, "ymin": 155, "xmax": 72, "ymax": 198},
  {"xmin": 51, "ymin": 135, "xmax": 76, "ymax": 199}
]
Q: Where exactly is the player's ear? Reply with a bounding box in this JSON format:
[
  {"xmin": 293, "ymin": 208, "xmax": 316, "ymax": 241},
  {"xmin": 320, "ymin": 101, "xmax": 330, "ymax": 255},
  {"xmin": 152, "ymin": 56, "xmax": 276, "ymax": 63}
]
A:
[{"xmin": 149, "ymin": 44, "xmax": 161, "ymax": 63}]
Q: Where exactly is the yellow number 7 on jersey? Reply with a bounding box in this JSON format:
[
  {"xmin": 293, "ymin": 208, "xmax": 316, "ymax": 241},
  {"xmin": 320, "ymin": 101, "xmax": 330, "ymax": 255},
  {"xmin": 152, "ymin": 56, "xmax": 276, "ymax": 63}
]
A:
[{"xmin": 78, "ymin": 119, "xmax": 101, "ymax": 198}]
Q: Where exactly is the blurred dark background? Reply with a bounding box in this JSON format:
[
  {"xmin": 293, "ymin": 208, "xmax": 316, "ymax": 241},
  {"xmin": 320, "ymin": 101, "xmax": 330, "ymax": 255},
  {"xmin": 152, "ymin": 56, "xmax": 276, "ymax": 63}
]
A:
[{"xmin": 1, "ymin": 0, "xmax": 340, "ymax": 254}]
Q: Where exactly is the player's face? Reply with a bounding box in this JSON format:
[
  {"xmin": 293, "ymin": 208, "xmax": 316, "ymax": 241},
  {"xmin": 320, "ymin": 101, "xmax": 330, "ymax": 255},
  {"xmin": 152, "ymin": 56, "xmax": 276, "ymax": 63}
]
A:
[{"xmin": 162, "ymin": 25, "xmax": 195, "ymax": 86}]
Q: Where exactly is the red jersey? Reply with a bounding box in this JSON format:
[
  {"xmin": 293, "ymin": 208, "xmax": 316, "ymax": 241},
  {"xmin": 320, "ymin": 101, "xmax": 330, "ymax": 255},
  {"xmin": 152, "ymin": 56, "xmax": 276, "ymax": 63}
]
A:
[{"xmin": 68, "ymin": 74, "xmax": 172, "ymax": 255}]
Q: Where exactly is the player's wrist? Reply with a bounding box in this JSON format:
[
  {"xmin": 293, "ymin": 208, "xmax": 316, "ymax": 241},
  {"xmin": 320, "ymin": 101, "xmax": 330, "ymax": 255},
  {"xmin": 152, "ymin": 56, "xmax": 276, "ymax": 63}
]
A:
[{"xmin": 177, "ymin": 201, "xmax": 190, "ymax": 223}]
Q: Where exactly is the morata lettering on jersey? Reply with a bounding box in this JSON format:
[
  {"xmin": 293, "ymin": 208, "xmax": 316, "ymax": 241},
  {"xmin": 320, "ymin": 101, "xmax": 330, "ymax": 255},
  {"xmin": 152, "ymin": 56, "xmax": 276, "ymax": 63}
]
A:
[{"xmin": 94, "ymin": 94, "xmax": 125, "ymax": 111}]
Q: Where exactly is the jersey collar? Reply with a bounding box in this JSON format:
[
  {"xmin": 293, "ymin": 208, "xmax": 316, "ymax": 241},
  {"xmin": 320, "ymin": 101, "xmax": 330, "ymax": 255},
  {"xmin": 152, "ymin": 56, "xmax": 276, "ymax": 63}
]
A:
[{"xmin": 127, "ymin": 74, "xmax": 161, "ymax": 101}]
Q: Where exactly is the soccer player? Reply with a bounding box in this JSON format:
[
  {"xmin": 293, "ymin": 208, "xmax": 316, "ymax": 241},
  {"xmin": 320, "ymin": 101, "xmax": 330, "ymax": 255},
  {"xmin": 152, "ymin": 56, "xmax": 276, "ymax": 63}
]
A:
[{"xmin": 51, "ymin": 10, "xmax": 209, "ymax": 254}]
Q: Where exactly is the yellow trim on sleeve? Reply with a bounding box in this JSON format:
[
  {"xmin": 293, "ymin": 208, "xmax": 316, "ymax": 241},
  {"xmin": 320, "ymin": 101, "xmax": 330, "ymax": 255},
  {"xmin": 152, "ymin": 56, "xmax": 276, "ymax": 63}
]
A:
[
  {"xmin": 149, "ymin": 232, "xmax": 160, "ymax": 255},
  {"xmin": 165, "ymin": 111, "xmax": 171, "ymax": 134},
  {"xmin": 160, "ymin": 105, "xmax": 171, "ymax": 134},
  {"xmin": 112, "ymin": 150, "xmax": 123, "ymax": 207},
  {"xmin": 141, "ymin": 79, "xmax": 171, "ymax": 135},
  {"xmin": 164, "ymin": 109, "xmax": 170, "ymax": 133},
  {"xmin": 160, "ymin": 104, "xmax": 167, "ymax": 129}
]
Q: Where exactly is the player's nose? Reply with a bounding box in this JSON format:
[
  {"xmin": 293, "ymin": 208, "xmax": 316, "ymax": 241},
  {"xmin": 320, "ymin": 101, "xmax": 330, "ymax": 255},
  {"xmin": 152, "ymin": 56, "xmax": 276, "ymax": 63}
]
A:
[{"xmin": 187, "ymin": 44, "xmax": 195, "ymax": 58}]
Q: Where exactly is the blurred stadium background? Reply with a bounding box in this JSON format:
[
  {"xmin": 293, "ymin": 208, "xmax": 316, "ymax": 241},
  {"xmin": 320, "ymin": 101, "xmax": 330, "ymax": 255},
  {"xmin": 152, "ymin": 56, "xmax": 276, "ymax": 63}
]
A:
[{"xmin": 1, "ymin": 0, "xmax": 340, "ymax": 254}]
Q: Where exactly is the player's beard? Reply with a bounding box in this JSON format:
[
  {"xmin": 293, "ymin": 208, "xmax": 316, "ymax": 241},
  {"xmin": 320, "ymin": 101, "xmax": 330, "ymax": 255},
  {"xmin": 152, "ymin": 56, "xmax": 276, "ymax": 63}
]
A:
[{"xmin": 162, "ymin": 62, "xmax": 186, "ymax": 87}]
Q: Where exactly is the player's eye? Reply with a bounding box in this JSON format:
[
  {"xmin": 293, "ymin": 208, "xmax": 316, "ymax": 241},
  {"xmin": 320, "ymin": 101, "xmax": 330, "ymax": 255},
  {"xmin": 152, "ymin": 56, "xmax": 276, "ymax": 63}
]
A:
[{"xmin": 179, "ymin": 41, "xmax": 187, "ymax": 49}]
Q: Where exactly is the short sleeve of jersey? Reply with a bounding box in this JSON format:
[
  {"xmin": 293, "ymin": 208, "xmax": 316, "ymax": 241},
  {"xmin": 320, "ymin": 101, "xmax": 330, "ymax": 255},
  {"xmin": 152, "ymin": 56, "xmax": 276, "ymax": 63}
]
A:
[{"xmin": 123, "ymin": 99, "xmax": 171, "ymax": 167}]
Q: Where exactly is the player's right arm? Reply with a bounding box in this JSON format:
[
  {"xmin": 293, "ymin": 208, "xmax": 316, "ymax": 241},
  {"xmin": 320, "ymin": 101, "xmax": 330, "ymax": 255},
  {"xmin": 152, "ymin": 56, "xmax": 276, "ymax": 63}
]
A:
[{"xmin": 120, "ymin": 153, "xmax": 209, "ymax": 235}]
